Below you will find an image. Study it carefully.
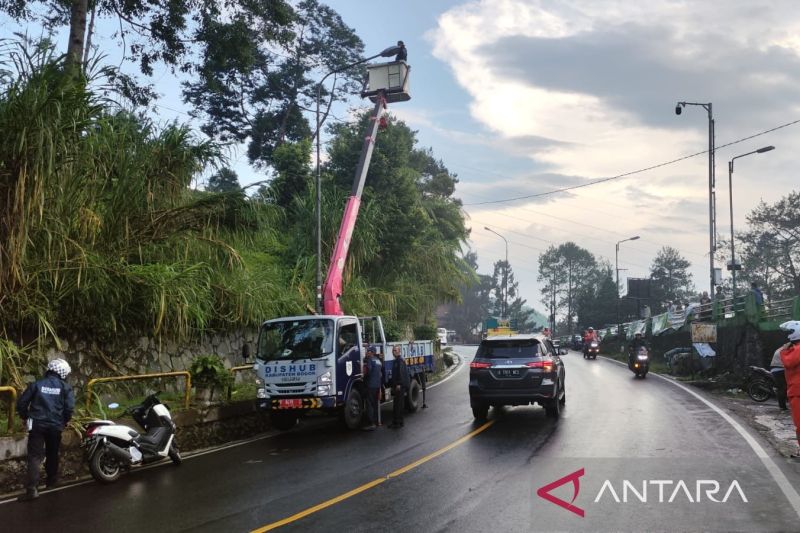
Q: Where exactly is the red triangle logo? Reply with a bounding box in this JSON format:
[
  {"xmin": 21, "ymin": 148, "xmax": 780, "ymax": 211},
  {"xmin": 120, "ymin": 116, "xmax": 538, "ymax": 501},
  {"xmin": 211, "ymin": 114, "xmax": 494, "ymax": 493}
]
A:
[{"xmin": 536, "ymin": 468, "xmax": 585, "ymax": 517}]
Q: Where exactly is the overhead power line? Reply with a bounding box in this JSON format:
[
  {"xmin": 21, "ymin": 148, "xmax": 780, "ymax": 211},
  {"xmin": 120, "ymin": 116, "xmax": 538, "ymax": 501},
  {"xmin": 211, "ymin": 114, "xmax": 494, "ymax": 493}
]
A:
[{"xmin": 464, "ymin": 118, "xmax": 800, "ymax": 206}]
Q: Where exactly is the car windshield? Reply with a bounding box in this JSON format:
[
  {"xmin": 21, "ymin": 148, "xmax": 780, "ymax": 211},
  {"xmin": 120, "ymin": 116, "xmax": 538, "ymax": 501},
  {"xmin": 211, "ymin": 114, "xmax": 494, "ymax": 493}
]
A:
[
  {"xmin": 257, "ymin": 319, "xmax": 334, "ymax": 362},
  {"xmin": 476, "ymin": 339, "xmax": 541, "ymax": 359}
]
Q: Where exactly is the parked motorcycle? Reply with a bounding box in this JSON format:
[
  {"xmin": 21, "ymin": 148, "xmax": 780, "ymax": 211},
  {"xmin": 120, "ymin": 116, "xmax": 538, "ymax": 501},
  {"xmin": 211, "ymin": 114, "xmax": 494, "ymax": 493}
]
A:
[
  {"xmin": 83, "ymin": 393, "xmax": 181, "ymax": 483},
  {"xmin": 629, "ymin": 346, "xmax": 650, "ymax": 378},
  {"xmin": 745, "ymin": 366, "xmax": 775, "ymax": 402},
  {"xmin": 583, "ymin": 341, "xmax": 599, "ymax": 359}
]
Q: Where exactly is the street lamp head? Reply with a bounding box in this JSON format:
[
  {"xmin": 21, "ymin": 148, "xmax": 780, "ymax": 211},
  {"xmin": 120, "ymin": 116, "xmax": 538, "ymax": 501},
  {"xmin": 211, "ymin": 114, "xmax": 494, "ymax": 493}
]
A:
[
  {"xmin": 630, "ymin": 235, "xmax": 640, "ymax": 241},
  {"xmin": 675, "ymin": 104, "xmax": 682, "ymax": 115},
  {"xmin": 484, "ymin": 226, "xmax": 491, "ymax": 231},
  {"xmin": 756, "ymin": 145, "xmax": 775, "ymax": 154}
]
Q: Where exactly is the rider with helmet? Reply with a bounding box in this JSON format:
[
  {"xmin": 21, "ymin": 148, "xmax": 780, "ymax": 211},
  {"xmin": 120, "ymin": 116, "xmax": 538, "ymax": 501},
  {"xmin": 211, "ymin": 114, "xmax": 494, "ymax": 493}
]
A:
[
  {"xmin": 16, "ymin": 358, "xmax": 75, "ymax": 501},
  {"xmin": 779, "ymin": 321, "xmax": 800, "ymax": 456},
  {"xmin": 628, "ymin": 331, "xmax": 648, "ymax": 368},
  {"xmin": 582, "ymin": 327, "xmax": 599, "ymax": 356}
]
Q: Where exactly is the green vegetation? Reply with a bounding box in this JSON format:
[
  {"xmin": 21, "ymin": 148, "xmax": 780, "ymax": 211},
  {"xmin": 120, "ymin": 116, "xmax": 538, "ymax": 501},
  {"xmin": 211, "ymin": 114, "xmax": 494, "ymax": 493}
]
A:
[{"xmin": 0, "ymin": 40, "xmax": 468, "ymax": 386}]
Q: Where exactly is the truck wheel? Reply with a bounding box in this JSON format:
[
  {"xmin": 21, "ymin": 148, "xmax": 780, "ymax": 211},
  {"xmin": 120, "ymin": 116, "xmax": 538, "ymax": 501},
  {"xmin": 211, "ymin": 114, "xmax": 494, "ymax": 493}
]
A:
[
  {"xmin": 343, "ymin": 388, "xmax": 364, "ymax": 430},
  {"xmin": 270, "ymin": 412, "xmax": 298, "ymax": 431},
  {"xmin": 89, "ymin": 446, "xmax": 121, "ymax": 483},
  {"xmin": 405, "ymin": 380, "xmax": 421, "ymax": 413}
]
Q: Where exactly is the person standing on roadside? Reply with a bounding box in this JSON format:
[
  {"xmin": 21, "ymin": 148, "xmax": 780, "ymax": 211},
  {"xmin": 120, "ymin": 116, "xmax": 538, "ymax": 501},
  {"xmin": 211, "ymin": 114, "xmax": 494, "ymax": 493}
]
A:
[
  {"xmin": 779, "ymin": 321, "xmax": 800, "ymax": 456},
  {"xmin": 771, "ymin": 344, "xmax": 788, "ymax": 410},
  {"xmin": 16, "ymin": 359, "xmax": 75, "ymax": 501},
  {"xmin": 362, "ymin": 346, "xmax": 382, "ymax": 431},
  {"xmin": 389, "ymin": 345, "xmax": 410, "ymax": 429}
]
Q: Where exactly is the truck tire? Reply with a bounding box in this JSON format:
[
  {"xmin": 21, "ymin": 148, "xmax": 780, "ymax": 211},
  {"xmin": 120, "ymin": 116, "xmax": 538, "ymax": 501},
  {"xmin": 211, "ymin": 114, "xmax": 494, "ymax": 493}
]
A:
[
  {"xmin": 405, "ymin": 380, "xmax": 421, "ymax": 413},
  {"xmin": 343, "ymin": 388, "xmax": 364, "ymax": 430},
  {"xmin": 270, "ymin": 412, "xmax": 298, "ymax": 431}
]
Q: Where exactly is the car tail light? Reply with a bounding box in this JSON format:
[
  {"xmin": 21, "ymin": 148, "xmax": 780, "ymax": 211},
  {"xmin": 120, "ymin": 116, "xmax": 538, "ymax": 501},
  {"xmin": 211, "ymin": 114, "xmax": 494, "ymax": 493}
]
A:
[
  {"xmin": 526, "ymin": 361, "xmax": 554, "ymax": 372},
  {"xmin": 85, "ymin": 425, "xmax": 98, "ymax": 437},
  {"xmin": 469, "ymin": 361, "xmax": 492, "ymax": 369}
]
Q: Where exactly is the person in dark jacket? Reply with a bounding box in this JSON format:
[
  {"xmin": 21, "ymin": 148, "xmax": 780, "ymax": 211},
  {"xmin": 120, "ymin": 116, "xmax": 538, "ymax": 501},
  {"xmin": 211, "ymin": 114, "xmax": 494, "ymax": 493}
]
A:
[
  {"xmin": 627, "ymin": 332, "xmax": 648, "ymax": 368},
  {"xmin": 362, "ymin": 345, "xmax": 382, "ymax": 430},
  {"xmin": 16, "ymin": 358, "xmax": 75, "ymax": 501},
  {"xmin": 395, "ymin": 40, "xmax": 407, "ymax": 62},
  {"xmin": 389, "ymin": 345, "xmax": 410, "ymax": 428}
]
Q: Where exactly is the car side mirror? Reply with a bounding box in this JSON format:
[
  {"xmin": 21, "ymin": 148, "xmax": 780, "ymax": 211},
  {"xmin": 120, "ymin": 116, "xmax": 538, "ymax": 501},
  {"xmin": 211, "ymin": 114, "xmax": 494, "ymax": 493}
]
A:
[{"xmin": 242, "ymin": 343, "xmax": 251, "ymax": 360}]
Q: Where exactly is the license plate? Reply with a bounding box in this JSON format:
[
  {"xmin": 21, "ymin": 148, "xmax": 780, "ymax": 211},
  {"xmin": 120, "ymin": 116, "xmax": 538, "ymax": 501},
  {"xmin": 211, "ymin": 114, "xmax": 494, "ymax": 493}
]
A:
[
  {"xmin": 496, "ymin": 369, "xmax": 521, "ymax": 377},
  {"xmin": 277, "ymin": 399, "xmax": 304, "ymax": 409}
]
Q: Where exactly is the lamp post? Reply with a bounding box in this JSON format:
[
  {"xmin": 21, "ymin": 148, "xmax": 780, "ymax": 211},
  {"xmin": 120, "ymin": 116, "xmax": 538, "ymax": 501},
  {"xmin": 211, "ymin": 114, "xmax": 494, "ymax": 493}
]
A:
[
  {"xmin": 727, "ymin": 145, "xmax": 775, "ymax": 299},
  {"xmin": 484, "ymin": 227, "xmax": 509, "ymax": 318},
  {"xmin": 315, "ymin": 44, "xmax": 402, "ymax": 313},
  {"xmin": 675, "ymin": 101, "xmax": 716, "ymax": 296},
  {"xmin": 615, "ymin": 235, "xmax": 640, "ymax": 328}
]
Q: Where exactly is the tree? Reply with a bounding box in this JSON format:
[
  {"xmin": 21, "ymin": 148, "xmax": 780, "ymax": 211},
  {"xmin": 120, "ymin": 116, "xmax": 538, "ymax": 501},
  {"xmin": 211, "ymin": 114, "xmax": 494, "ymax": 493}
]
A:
[
  {"xmin": 538, "ymin": 245, "xmax": 565, "ymax": 333},
  {"xmin": 183, "ymin": 0, "xmax": 364, "ymax": 167},
  {"xmin": 206, "ymin": 168, "xmax": 241, "ymax": 193},
  {"xmin": 555, "ymin": 242, "xmax": 596, "ymax": 333},
  {"xmin": 576, "ymin": 264, "xmax": 617, "ymax": 329},
  {"xmin": 649, "ymin": 246, "xmax": 694, "ymax": 309},
  {"xmin": 737, "ymin": 192, "xmax": 800, "ymax": 298},
  {"xmin": 437, "ymin": 251, "xmax": 491, "ymax": 342}
]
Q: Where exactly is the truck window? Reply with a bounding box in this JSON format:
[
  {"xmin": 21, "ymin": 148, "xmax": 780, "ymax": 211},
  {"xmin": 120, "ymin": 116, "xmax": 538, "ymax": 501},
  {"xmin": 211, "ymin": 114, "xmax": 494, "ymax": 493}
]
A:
[
  {"xmin": 338, "ymin": 322, "xmax": 358, "ymax": 356},
  {"xmin": 256, "ymin": 319, "xmax": 334, "ymax": 362}
]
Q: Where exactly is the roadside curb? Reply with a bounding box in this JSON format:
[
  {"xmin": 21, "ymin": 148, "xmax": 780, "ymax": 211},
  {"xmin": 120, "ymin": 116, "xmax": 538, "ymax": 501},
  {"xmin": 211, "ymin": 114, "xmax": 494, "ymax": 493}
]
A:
[{"xmin": 429, "ymin": 351, "xmax": 462, "ymax": 387}]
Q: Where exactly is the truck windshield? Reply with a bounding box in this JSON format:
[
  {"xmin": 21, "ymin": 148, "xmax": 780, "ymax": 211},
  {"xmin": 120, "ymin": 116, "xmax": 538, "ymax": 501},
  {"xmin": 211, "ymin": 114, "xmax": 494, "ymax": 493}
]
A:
[{"xmin": 257, "ymin": 319, "xmax": 334, "ymax": 362}]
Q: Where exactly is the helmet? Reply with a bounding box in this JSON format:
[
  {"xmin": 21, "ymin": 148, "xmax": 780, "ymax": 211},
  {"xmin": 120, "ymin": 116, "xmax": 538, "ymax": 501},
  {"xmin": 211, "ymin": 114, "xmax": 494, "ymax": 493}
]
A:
[
  {"xmin": 635, "ymin": 331, "xmax": 643, "ymax": 337},
  {"xmin": 588, "ymin": 327, "xmax": 594, "ymax": 331},
  {"xmin": 47, "ymin": 358, "xmax": 71, "ymax": 379},
  {"xmin": 780, "ymin": 321, "xmax": 800, "ymax": 342}
]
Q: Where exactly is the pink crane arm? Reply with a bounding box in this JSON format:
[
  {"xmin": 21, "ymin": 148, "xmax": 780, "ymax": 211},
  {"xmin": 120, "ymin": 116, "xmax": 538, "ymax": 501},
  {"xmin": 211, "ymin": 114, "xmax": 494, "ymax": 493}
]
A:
[{"xmin": 321, "ymin": 94, "xmax": 386, "ymax": 315}]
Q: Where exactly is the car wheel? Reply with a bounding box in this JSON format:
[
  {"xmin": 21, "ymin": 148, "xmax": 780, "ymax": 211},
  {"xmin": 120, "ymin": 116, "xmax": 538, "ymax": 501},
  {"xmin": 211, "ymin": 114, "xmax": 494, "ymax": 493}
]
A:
[
  {"xmin": 471, "ymin": 402, "xmax": 489, "ymax": 421},
  {"xmin": 545, "ymin": 387, "xmax": 561, "ymax": 418},
  {"xmin": 559, "ymin": 382, "xmax": 566, "ymax": 405}
]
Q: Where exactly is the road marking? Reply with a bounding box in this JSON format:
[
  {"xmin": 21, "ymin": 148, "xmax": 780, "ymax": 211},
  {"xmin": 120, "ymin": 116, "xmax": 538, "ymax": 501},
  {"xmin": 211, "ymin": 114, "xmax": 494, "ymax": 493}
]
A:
[
  {"xmin": 250, "ymin": 420, "xmax": 495, "ymax": 532},
  {"xmin": 600, "ymin": 354, "xmax": 800, "ymax": 518}
]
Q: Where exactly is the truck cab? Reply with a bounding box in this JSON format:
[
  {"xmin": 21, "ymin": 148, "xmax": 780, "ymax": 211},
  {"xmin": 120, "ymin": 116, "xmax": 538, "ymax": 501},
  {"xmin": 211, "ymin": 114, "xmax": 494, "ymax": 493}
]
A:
[{"xmin": 253, "ymin": 315, "xmax": 433, "ymax": 430}]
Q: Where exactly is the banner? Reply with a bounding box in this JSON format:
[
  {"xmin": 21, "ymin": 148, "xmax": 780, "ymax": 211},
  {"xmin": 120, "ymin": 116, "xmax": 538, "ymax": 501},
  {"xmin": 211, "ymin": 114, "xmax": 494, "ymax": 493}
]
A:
[
  {"xmin": 691, "ymin": 323, "xmax": 717, "ymax": 343},
  {"xmin": 651, "ymin": 313, "xmax": 670, "ymax": 336},
  {"xmin": 626, "ymin": 320, "xmax": 647, "ymax": 339}
]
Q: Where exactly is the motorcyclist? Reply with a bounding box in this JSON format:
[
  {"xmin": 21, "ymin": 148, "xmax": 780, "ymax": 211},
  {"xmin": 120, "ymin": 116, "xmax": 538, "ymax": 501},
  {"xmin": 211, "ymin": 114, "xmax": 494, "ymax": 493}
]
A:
[
  {"xmin": 627, "ymin": 332, "xmax": 648, "ymax": 368},
  {"xmin": 778, "ymin": 321, "xmax": 800, "ymax": 456},
  {"xmin": 582, "ymin": 328, "xmax": 598, "ymax": 356}
]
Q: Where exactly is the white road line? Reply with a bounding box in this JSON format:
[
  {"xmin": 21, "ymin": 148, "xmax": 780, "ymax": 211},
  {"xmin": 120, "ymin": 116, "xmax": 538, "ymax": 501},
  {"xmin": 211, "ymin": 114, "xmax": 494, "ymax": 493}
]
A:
[{"xmin": 600, "ymin": 354, "xmax": 800, "ymax": 518}]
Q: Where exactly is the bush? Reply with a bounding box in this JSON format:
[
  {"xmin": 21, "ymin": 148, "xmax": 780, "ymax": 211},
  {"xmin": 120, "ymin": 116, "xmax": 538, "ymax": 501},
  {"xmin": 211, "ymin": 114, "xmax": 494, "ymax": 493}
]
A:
[
  {"xmin": 413, "ymin": 324, "xmax": 437, "ymax": 341},
  {"xmin": 442, "ymin": 349, "xmax": 454, "ymax": 367},
  {"xmin": 190, "ymin": 354, "xmax": 233, "ymax": 391}
]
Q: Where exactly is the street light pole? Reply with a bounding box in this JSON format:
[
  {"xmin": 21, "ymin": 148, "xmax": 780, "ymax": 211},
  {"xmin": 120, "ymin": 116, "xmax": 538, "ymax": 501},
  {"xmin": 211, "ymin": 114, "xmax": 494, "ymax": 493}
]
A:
[
  {"xmin": 727, "ymin": 145, "xmax": 775, "ymax": 300},
  {"xmin": 676, "ymin": 101, "xmax": 716, "ymax": 296},
  {"xmin": 615, "ymin": 235, "xmax": 640, "ymax": 328},
  {"xmin": 314, "ymin": 45, "xmax": 402, "ymax": 313},
  {"xmin": 484, "ymin": 227, "xmax": 509, "ymax": 318}
]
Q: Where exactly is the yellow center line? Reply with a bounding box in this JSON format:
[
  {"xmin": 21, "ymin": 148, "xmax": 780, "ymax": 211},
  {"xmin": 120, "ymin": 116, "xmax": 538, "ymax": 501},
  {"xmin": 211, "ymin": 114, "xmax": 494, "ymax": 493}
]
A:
[{"xmin": 251, "ymin": 420, "xmax": 495, "ymax": 532}]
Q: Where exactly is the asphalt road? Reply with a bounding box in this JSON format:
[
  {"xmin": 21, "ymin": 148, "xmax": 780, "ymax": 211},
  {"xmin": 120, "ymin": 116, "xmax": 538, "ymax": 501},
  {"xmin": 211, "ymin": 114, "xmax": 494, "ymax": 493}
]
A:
[{"xmin": 3, "ymin": 346, "xmax": 800, "ymax": 532}]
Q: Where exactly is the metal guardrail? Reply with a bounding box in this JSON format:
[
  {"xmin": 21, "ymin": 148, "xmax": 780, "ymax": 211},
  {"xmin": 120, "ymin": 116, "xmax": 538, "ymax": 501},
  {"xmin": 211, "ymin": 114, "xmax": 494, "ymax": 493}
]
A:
[
  {"xmin": 227, "ymin": 365, "xmax": 255, "ymax": 400},
  {"xmin": 0, "ymin": 386, "xmax": 17, "ymax": 433},
  {"xmin": 85, "ymin": 371, "xmax": 192, "ymax": 411}
]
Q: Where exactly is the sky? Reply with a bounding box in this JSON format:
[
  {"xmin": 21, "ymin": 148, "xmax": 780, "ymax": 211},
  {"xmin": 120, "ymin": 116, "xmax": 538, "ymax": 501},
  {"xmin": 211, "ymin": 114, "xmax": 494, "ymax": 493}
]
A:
[{"xmin": 5, "ymin": 0, "xmax": 800, "ymax": 313}]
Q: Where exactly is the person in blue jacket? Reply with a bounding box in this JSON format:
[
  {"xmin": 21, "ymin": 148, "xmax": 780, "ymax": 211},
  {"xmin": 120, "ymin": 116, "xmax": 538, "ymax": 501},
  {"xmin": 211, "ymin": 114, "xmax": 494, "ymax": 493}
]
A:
[{"xmin": 16, "ymin": 358, "xmax": 75, "ymax": 501}]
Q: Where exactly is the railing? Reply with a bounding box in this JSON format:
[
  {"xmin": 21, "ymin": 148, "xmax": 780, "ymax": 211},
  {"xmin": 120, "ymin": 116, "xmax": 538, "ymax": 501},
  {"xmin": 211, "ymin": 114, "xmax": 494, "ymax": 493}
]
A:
[
  {"xmin": 0, "ymin": 386, "xmax": 17, "ymax": 433},
  {"xmin": 85, "ymin": 371, "xmax": 192, "ymax": 411},
  {"xmin": 763, "ymin": 297, "xmax": 794, "ymax": 322},
  {"xmin": 227, "ymin": 365, "xmax": 255, "ymax": 400}
]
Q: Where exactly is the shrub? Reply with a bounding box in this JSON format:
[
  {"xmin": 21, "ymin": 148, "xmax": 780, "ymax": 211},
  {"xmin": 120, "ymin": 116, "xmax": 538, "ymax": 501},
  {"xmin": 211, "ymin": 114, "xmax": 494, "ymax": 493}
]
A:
[{"xmin": 189, "ymin": 354, "xmax": 233, "ymax": 391}]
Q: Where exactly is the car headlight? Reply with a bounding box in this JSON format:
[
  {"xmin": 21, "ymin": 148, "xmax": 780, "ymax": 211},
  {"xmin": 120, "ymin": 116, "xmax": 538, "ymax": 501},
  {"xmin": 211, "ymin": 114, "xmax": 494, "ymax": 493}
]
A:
[
  {"xmin": 318, "ymin": 371, "xmax": 332, "ymax": 384},
  {"xmin": 317, "ymin": 371, "xmax": 333, "ymax": 396},
  {"xmin": 255, "ymin": 377, "xmax": 264, "ymax": 386},
  {"xmin": 257, "ymin": 388, "xmax": 267, "ymax": 399},
  {"xmin": 317, "ymin": 385, "xmax": 332, "ymax": 396}
]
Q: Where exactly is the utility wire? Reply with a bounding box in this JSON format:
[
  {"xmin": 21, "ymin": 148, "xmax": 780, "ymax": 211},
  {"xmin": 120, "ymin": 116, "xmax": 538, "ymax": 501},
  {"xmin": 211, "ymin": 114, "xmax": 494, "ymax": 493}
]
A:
[{"xmin": 464, "ymin": 118, "xmax": 800, "ymax": 206}]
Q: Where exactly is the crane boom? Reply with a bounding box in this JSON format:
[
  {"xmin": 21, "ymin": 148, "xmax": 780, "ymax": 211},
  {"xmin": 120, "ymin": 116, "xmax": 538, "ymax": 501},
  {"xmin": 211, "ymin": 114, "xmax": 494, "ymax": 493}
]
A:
[{"xmin": 322, "ymin": 93, "xmax": 386, "ymax": 315}]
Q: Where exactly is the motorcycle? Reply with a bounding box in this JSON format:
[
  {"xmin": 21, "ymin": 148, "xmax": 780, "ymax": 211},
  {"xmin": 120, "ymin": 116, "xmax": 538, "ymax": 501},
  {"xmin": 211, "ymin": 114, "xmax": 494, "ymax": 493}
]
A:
[
  {"xmin": 629, "ymin": 346, "xmax": 650, "ymax": 378},
  {"xmin": 745, "ymin": 366, "xmax": 775, "ymax": 402},
  {"xmin": 583, "ymin": 341, "xmax": 599, "ymax": 359},
  {"xmin": 83, "ymin": 393, "xmax": 181, "ymax": 483}
]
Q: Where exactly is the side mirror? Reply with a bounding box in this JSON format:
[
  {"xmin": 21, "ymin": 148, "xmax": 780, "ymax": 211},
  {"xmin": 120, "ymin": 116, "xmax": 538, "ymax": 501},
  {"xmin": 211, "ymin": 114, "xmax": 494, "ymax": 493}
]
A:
[{"xmin": 242, "ymin": 343, "xmax": 251, "ymax": 360}]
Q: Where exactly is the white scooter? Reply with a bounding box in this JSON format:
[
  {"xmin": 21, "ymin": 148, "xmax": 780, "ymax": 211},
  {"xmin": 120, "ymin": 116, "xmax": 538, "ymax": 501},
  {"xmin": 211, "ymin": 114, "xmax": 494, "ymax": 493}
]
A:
[{"xmin": 83, "ymin": 393, "xmax": 181, "ymax": 483}]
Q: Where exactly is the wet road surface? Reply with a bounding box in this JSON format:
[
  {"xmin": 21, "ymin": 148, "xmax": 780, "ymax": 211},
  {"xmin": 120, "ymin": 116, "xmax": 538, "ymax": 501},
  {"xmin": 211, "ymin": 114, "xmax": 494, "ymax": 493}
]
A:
[{"xmin": 3, "ymin": 346, "xmax": 800, "ymax": 532}]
